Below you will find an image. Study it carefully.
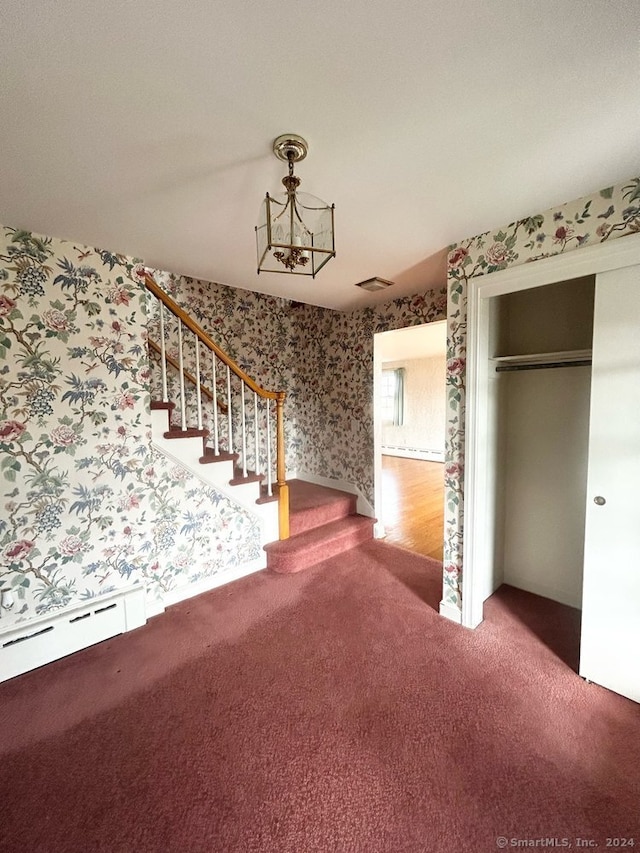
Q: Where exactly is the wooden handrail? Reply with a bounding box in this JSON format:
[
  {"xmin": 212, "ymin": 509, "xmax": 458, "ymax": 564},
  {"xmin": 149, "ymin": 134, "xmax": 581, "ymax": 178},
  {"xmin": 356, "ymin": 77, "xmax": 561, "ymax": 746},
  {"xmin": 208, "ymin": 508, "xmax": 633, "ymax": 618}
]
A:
[
  {"xmin": 144, "ymin": 273, "xmax": 279, "ymax": 401},
  {"xmin": 148, "ymin": 338, "xmax": 228, "ymax": 414},
  {"xmin": 145, "ymin": 272, "xmax": 289, "ymax": 540}
]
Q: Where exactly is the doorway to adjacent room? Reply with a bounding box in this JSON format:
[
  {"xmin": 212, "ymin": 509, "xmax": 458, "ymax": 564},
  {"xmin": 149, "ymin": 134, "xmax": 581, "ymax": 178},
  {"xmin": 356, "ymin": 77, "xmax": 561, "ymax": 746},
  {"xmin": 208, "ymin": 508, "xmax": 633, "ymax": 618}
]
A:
[{"xmin": 373, "ymin": 321, "xmax": 446, "ymax": 562}]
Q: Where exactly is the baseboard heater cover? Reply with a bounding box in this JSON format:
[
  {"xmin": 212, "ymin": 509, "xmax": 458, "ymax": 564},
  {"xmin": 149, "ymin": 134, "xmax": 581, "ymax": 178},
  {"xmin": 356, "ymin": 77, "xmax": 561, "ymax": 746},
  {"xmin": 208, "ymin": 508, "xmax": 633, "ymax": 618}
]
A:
[
  {"xmin": 0, "ymin": 585, "xmax": 146, "ymax": 683},
  {"xmin": 382, "ymin": 446, "xmax": 444, "ymax": 462}
]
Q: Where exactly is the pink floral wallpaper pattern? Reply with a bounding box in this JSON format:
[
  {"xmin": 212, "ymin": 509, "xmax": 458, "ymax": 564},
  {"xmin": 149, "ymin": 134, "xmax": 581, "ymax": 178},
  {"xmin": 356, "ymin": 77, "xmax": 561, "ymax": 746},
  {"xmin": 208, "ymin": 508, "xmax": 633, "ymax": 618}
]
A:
[
  {"xmin": 148, "ymin": 271, "xmax": 448, "ymax": 506},
  {"xmin": 442, "ymin": 176, "xmax": 640, "ymax": 611},
  {"xmin": 3, "ymin": 175, "xmax": 637, "ymax": 636},
  {"xmin": 0, "ymin": 227, "xmax": 261, "ymax": 631}
]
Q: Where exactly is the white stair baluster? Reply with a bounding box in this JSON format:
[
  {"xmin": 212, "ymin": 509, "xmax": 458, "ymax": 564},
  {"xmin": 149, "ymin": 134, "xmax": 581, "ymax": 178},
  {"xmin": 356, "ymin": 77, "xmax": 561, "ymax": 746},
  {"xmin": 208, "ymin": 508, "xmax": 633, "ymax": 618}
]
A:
[
  {"xmin": 226, "ymin": 365, "xmax": 234, "ymax": 454},
  {"xmin": 266, "ymin": 398, "xmax": 272, "ymax": 497},
  {"xmin": 177, "ymin": 321, "xmax": 187, "ymax": 431},
  {"xmin": 254, "ymin": 392, "xmax": 260, "ymax": 477},
  {"xmin": 159, "ymin": 299, "xmax": 168, "ymax": 403},
  {"xmin": 212, "ymin": 352, "xmax": 219, "ymax": 455},
  {"xmin": 194, "ymin": 333, "xmax": 203, "ymax": 431},
  {"xmin": 241, "ymin": 382, "xmax": 247, "ymax": 477}
]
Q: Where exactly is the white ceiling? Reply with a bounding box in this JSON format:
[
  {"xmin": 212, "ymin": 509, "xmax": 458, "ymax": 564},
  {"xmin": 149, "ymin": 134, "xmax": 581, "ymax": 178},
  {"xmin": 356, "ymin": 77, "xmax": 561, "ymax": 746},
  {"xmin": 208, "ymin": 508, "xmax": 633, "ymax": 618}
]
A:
[{"xmin": 2, "ymin": 1, "xmax": 639, "ymax": 311}]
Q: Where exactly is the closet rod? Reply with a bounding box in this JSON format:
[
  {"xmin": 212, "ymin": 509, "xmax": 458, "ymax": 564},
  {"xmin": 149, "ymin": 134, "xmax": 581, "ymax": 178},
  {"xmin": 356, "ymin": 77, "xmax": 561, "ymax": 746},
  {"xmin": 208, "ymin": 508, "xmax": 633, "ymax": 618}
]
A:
[{"xmin": 495, "ymin": 359, "xmax": 592, "ymax": 373}]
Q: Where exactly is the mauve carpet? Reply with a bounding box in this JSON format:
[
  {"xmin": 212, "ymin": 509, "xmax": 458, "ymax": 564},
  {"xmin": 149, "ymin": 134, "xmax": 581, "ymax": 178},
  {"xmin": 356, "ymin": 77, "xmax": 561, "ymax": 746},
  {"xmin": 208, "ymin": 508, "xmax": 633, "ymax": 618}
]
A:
[{"xmin": 0, "ymin": 541, "xmax": 638, "ymax": 852}]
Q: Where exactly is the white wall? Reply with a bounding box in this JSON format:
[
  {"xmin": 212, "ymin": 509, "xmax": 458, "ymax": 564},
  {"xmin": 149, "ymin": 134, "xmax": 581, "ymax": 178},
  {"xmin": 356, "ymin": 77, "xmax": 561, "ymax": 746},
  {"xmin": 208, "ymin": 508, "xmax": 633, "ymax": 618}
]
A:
[
  {"xmin": 494, "ymin": 276, "xmax": 595, "ymax": 608},
  {"xmin": 500, "ymin": 367, "xmax": 592, "ymax": 607},
  {"xmin": 382, "ymin": 355, "xmax": 446, "ymax": 460}
]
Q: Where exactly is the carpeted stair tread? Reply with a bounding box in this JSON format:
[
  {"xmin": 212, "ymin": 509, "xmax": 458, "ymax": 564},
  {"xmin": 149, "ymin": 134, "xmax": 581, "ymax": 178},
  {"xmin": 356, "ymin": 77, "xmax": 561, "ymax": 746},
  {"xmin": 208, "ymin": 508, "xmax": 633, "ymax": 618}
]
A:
[
  {"xmin": 229, "ymin": 468, "xmax": 264, "ymax": 485},
  {"xmin": 199, "ymin": 449, "xmax": 238, "ymax": 465},
  {"xmin": 287, "ymin": 479, "xmax": 358, "ymax": 536},
  {"xmin": 164, "ymin": 427, "xmax": 209, "ymax": 439},
  {"xmin": 265, "ymin": 514, "xmax": 375, "ymax": 574}
]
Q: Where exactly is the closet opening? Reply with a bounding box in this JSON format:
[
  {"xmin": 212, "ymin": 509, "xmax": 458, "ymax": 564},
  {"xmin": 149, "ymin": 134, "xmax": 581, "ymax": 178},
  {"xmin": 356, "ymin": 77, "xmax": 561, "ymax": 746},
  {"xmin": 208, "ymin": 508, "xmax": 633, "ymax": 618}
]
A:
[
  {"xmin": 484, "ymin": 275, "xmax": 596, "ymax": 666},
  {"xmin": 464, "ymin": 235, "xmax": 640, "ymax": 703}
]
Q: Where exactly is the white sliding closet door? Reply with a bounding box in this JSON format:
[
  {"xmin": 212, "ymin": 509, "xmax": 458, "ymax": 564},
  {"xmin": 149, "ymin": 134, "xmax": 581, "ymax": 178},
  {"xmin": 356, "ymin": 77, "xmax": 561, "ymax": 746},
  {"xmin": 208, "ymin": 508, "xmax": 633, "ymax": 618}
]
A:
[{"xmin": 579, "ymin": 264, "xmax": 640, "ymax": 703}]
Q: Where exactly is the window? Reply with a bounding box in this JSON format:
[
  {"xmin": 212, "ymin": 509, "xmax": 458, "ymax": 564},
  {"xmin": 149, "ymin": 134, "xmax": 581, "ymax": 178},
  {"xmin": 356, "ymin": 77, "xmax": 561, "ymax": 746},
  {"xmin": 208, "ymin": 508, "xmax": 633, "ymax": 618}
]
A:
[{"xmin": 380, "ymin": 368, "xmax": 404, "ymax": 426}]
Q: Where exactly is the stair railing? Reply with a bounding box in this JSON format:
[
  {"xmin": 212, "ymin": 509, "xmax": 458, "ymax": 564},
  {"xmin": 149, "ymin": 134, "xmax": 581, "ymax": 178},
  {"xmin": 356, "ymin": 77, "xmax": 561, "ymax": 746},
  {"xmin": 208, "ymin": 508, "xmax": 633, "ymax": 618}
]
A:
[
  {"xmin": 144, "ymin": 272, "xmax": 290, "ymax": 540},
  {"xmin": 147, "ymin": 339, "xmax": 228, "ymax": 415}
]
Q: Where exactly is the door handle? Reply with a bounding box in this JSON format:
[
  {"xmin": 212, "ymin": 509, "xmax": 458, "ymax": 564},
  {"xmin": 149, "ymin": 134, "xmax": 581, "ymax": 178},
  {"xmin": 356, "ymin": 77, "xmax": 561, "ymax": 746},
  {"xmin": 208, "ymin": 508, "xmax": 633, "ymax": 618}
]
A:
[{"xmin": 593, "ymin": 496, "xmax": 606, "ymax": 506}]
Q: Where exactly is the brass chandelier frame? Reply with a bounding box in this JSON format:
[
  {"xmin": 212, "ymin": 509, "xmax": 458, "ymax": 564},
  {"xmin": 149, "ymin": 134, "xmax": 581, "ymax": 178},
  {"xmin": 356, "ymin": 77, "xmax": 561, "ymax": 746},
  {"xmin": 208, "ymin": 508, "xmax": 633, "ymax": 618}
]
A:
[{"xmin": 256, "ymin": 135, "xmax": 335, "ymax": 278}]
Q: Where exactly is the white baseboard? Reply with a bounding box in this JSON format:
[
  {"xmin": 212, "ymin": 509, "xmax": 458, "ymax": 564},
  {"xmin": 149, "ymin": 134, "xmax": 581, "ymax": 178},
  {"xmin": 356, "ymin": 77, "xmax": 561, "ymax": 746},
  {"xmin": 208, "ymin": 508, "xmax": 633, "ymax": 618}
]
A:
[
  {"xmin": 144, "ymin": 596, "xmax": 166, "ymax": 619},
  {"xmin": 502, "ymin": 575, "xmax": 582, "ymax": 610},
  {"xmin": 294, "ymin": 470, "xmax": 375, "ymax": 518},
  {"xmin": 439, "ymin": 600, "xmax": 462, "ymax": 624},
  {"xmin": 382, "ymin": 446, "xmax": 444, "ymax": 462},
  {"xmin": 160, "ymin": 557, "xmax": 266, "ymax": 609},
  {"xmin": 0, "ymin": 585, "xmax": 146, "ymax": 683}
]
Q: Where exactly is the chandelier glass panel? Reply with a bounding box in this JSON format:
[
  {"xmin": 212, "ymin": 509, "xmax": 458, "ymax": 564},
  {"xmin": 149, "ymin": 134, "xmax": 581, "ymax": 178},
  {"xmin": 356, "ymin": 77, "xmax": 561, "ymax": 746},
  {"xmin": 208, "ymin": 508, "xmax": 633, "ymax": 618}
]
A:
[{"xmin": 256, "ymin": 135, "xmax": 335, "ymax": 278}]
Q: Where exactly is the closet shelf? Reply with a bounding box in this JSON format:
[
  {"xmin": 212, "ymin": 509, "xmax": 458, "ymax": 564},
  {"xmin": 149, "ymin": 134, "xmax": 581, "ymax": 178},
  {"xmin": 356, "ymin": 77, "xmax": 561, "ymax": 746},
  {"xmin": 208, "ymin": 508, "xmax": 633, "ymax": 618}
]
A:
[{"xmin": 491, "ymin": 349, "xmax": 592, "ymax": 371}]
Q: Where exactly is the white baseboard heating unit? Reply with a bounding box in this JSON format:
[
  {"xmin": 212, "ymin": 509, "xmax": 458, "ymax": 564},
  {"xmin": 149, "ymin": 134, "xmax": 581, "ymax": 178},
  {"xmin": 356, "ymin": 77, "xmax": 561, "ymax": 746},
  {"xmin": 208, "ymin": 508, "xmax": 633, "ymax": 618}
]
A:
[
  {"xmin": 381, "ymin": 446, "xmax": 444, "ymax": 462},
  {"xmin": 0, "ymin": 585, "xmax": 146, "ymax": 683}
]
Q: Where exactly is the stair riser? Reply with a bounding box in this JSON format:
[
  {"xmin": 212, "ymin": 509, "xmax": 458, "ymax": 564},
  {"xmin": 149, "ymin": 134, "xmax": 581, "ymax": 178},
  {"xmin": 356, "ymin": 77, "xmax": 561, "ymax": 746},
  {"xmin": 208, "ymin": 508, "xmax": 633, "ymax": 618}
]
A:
[
  {"xmin": 267, "ymin": 521, "xmax": 374, "ymax": 574},
  {"xmin": 150, "ymin": 409, "xmax": 279, "ymax": 544},
  {"xmin": 154, "ymin": 433, "xmax": 234, "ymax": 486},
  {"xmin": 290, "ymin": 495, "xmax": 357, "ymax": 537}
]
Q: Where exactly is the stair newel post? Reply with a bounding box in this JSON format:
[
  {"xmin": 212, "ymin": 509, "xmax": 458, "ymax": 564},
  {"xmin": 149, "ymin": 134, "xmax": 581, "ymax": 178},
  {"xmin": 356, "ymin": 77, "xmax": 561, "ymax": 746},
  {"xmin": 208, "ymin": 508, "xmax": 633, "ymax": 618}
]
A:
[
  {"xmin": 226, "ymin": 365, "xmax": 234, "ymax": 453},
  {"xmin": 177, "ymin": 320, "xmax": 187, "ymax": 431},
  {"xmin": 240, "ymin": 381, "xmax": 247, "ymax": 477},
  {"xmin": 159, "ymin": 299, "xmax": 168, "ymax": 403},
  {"xmin": 194, "ymin": 333, "xmax": 203, "ymax": 431},
  {"xmin": 211, "ymin": 352, "xmax": 219, "ymax": 456},
  {"xmin": 275, "ymin": 391, "xmax": 289, "ymax": 540},
  {"xmin": 254, "ymin": 391, "xmax": 260, "ymax": 477}
]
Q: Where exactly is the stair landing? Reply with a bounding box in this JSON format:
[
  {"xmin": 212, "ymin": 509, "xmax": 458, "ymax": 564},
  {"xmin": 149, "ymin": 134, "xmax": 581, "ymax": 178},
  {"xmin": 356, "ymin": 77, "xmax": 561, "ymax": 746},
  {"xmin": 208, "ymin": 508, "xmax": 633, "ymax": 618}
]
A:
[{"xmin": 265, "ymin": 479, "xmax": 375, "ymax": 574}]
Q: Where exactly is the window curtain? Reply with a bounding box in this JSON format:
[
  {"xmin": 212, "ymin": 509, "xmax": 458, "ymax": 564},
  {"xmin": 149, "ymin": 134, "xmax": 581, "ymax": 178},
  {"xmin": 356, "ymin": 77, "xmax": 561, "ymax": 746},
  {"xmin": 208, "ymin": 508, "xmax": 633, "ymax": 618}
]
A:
[{"xmin": 393, "ymin": 367, "xmax": 405, "ymax": 426}]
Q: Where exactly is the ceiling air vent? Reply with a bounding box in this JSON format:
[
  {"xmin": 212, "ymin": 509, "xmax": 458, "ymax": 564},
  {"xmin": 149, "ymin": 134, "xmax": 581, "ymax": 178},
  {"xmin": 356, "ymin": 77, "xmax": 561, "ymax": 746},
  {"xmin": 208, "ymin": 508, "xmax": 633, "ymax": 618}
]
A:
[{"xmin": 354, "ymin": 277, "xmax": 394, "ymax": 292}]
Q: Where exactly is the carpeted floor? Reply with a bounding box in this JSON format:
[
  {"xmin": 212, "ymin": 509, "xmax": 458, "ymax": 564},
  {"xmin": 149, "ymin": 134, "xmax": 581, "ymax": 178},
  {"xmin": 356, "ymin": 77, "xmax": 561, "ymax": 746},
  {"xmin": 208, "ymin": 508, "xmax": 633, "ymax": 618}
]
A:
[{"xmin": 0, "ymin": 541, "xmax": 638, "ymax": 852}]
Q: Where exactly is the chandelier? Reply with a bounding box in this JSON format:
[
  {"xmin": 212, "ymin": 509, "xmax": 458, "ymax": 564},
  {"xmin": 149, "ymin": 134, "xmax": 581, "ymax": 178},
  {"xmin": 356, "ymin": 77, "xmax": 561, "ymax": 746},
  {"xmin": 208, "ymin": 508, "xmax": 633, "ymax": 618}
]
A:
[{"xmin": 256, "ymin": 135, "xmax": 335, "ymax": 278}]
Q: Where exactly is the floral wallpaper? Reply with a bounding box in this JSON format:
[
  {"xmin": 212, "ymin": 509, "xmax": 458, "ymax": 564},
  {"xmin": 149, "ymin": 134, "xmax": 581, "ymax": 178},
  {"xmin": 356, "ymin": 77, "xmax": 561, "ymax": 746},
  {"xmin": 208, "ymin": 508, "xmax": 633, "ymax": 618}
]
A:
[
  {"xmin": 0, "ymin": 228, "xmax": 155, "ymax": 627},
  {"xmin": 146, "ymin": 271, "xmax": 448, "ymax": 510},
  {"xmin": 0, "ymin": 226, "xmax": 262, "ymax": 633},
  {"xmin": 4, "ymin": 176, "xmax": 635, "ymax": 637},
  {"xmin": 147, "ymin": 271, "xmax": 295, "ymax": 480},
  {"xmin": 148, "ymin": 449, "xmax": 261, "ymax": 593},
  {"xmin": 291, "ymin": 293, "xmax": 448, "ymax": 500},
  {"xmin": 442, "ymin": 176, "xmax": 640, "ymax": 612}
]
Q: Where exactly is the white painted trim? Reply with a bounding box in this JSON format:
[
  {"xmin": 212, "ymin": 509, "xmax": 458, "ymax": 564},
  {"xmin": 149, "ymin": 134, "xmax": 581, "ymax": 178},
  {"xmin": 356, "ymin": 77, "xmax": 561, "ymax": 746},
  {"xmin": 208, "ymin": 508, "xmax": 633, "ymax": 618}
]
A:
[
  {"xmin": 296, "ymin": 470, "xmax": 375, "ymax": 518},
  {"xmin": 464, "ymin": 232, "xmax": 640, "ymax": 629},
  {"xmin": 373, "ymin": 332, "xmax": 385, "ymax": 531},
  {"xmin": 0, "ymin": 584, "xmax": 146, "ymax": 682},
  {"xmin": 472, "ymin": 232, "xmax": 640, "ymax": 298},
  {"xmin": 144, "ymin": 596, "xmax": 166, "ymax": 619},
  {"xmin": 150, "ymin": 428, "xmax": 279, "ymax": 547},
  {"xmin": 161, "ymin": 557, "xmax": 266, "ymax": 608},
  {"xmin": 461, "ymin": 275, "xmax": 487, "ymax": 629},
  {"xmin": 439, "ymin": 600, "xmax": 462, "ymax": 624}
]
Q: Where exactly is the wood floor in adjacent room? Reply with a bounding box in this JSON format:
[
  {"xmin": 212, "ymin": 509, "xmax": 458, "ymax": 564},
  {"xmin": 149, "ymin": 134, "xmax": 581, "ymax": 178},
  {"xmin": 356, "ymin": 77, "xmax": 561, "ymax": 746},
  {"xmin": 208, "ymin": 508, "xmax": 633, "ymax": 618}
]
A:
[{"xmin": 380, "ymin": 455, "xmax": 444, "ymax": 561}]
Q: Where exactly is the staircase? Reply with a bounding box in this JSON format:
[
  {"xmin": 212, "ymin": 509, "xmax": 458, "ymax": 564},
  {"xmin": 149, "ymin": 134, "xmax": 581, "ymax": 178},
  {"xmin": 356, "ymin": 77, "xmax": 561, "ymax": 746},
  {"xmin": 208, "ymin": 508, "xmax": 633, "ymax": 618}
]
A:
[
  {"xmin": 146, "ymin": 273, "xmax": 375, "ymax": 576},
  {"xmin": 264, "ymin": 480, "xmax": 375, "ymax": 573}
]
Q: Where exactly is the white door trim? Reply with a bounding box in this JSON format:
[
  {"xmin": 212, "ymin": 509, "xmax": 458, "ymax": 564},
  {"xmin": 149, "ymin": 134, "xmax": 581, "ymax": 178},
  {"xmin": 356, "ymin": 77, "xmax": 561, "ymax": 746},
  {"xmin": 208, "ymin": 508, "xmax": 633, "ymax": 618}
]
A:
[{"xmin": 463, "ymin": 232, "xmax": 640, "ymax": 629}]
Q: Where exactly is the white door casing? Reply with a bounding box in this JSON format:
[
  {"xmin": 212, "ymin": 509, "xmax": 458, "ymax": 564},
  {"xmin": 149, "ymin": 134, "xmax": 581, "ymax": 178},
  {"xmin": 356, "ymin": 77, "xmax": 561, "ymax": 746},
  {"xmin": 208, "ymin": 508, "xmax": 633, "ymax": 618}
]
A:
[{"xmin": 464, "ymin": 233, "xmax": 640, "ymax": 641}]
